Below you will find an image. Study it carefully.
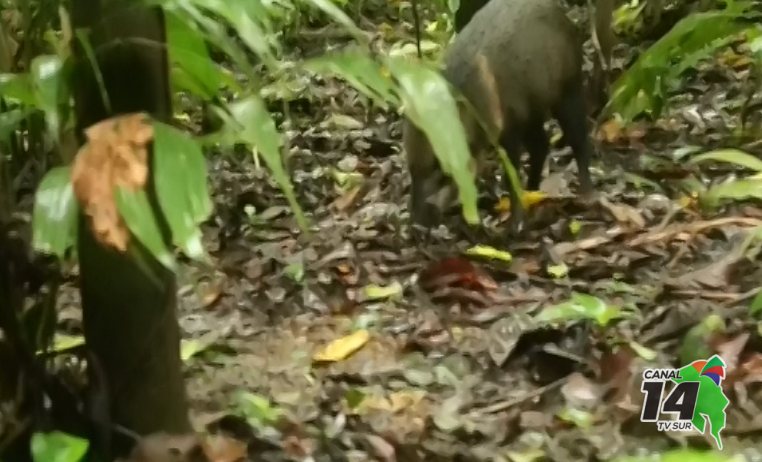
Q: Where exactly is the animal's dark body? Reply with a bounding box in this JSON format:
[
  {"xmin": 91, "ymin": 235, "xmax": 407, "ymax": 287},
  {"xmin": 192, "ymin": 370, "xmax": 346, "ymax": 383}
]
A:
[{"xmin": 403, "ymin": 0, "xmax": 594, "ymax": 233}]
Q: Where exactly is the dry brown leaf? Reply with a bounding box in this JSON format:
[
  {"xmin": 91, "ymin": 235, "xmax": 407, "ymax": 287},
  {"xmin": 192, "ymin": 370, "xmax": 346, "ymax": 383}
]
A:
[{"xmin": 71, "ymin": 112, "xmax": 153, "ymax": 252}]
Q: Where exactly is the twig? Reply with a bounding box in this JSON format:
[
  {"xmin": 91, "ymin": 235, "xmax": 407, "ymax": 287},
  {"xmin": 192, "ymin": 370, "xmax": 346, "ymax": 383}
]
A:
[{"xmin": 469, "ymin": 377, "xmax": 566, "ymax": 415}]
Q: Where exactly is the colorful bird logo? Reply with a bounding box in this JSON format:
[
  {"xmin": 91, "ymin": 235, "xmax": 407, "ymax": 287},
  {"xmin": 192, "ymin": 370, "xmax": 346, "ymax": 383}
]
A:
[{"xmin": 690, "ymin": 356, "xmax": 726, "ymax": 386}]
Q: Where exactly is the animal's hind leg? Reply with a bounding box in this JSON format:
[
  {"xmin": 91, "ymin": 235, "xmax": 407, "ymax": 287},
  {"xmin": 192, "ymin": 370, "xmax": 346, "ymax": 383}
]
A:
[
  {"xmin": 523, "ymin": 119, "xmax": 550, "ymax": 191},
  {"xmin": 553, "ymin": 79, "xmax": 594, "ymax": 193}
]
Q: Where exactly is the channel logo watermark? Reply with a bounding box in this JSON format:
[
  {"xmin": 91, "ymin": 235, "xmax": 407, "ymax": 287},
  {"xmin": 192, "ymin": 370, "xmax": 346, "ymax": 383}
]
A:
[{"xmin": 640, "ymin": 355, "xmax": 729, "ymax": 450}]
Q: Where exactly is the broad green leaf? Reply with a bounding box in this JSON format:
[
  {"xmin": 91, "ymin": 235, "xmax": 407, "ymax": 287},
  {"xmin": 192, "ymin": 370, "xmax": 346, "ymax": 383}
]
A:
[
  {"xmin": 0, "ymin": 73, "xmax": 35, "ymax": 104},
  {"xmin": 535, "ymin": 292, "xmax": 622, "ymax": 326},
  {"xmin": 31, "ymin": 432, "xmax": 88, "ymax": 462},
  {"xmin": 30, "ymin": 54, "xmax": 65, "ymax": 137},
  {"xmin": 605, "ymin": 4, "xmax": 755, "ymax": 122},
  {"xmin": 185, "ymin": 0, "xmax": 279, "ymax": 70},
  {"xmin": 386, "ymin": 56, "xmax": 478, "ymax": 224},
  {"xmin": 165, "ymin": 11, "xmax": 236, "ymax": 98},
  {"xmin": 304, "ymin": 49, "xmax": 398, "ymax": 109},
  {"xmin": 690, "ymin": 148, "xmax": 762, "ymax": 173},
  {"xmin": 163, "ymin": 1, "xmax": 258, "ymax": 79},
  {"xmin": 234, "ymin": 391, "xmax": 282, "ymax": 428},
  {"xmin": 701, "ymin": 178, "xmax": 762, "ymax": 208},
  {"xmin": 214, "ymin": 94, "xmax": 309, "ymax": 232},
  {"xmin": 152, "ymin": 122, "xmax": 212, "ymax": 261},
  {"xmin": 32, "ymin": 167, "xmax": 78, "ymax": 259},
  {"xmin": 114, "ymin": 187, "xmax": 176, "ymax": 270}
]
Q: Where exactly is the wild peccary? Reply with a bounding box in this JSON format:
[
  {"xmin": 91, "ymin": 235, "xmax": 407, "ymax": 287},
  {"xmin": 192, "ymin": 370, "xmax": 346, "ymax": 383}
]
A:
[
  {"xmin": 454, "ymin": 0, "xmax": 491, "ymax": 32},
  {"xmin": 403, "ymin": 0, "xmax": 595, "ymax": 234}
]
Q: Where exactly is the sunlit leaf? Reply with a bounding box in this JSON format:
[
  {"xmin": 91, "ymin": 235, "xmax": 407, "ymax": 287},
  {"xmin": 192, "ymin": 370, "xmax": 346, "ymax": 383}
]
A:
[
  {"xmin": 233, "ymin": 391, "xmax": 282, "ymax": 428},
  {"xmin": 43, "ymin": 334, "xmax": 85, "ymax": 354},
  {"xmin": 386, "ymin": 56, "xmax": 478, "ymax": 224},
  {"xmin": 0, "ymin": 72, "xmax": 35, "ymax": 104},
  {"xmin": 31, "ymin": 432, "xmax": 88, "ymax": 462},
  {"xmin": 32, "ymin": 167, "xmax": 78, "ymax": 259},
  {"xmin": 152, "ymin": 122, "xmax": 212, "ymax": 261},
  {"xmin": 701, "ymin": 179, "xmax": 762, "ymax": 208},
  {"xmin": 114, "ymin": 187, "xmax": 176, "ymax": 270},
  {"xmin": 362, "ymin": 282, "xmax": 403, "ymax": 301},
  {"xmin": 180, "ymin": 332, "xmax": 218, "ymax": 362},
  {"xmin": 547, "ymin": 263, "xmax": 569, "ymax": 278},
  {"xmin": 535, "ymin": 292, "xmax": 622, "ymax": 326},
  {"xmin": 313, "ymin": 329, "xmax": 370, "ymax": 362},
  {"xmin": 30, "ymin": 54, "xmax": 65, "ymax": 138},
  {"xmin": 690, "ymin": 148, "xmax": 762, "ymax": 173},
  {"xmin": 465, "ymin": 244, "xmax": 512, "ymax": 263}
]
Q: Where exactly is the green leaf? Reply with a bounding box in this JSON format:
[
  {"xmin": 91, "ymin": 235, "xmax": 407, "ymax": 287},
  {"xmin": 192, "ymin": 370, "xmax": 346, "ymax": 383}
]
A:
[
  {"xmin": 183, "ymin": 0, "xmax": 280, "ymax": 70},
  {"xmin": 0, "ymin": 72, "xmax": 35, "ymax": 104},
  {"xmin": 535, "ymin": 292, "xmax": 622, "ymax": 327},
  {"xmin": 386, "ymin": 56, "xmax": 478, "ymax": 225},
  {"xmin": 31, "ymin": 431, "xmax": 88, "ymax": 462},
  {"xmin": 152, "ymin": 122, "xmax": 212, "ymax": 261},
  {"xmin": 32, "ymin": 167, "xmax": 78, "ymax": 259},
  {"xmin": 690, "ymin": 148, "xmax": 762, "ymax": 173},
  {"xmin": 165, "ymin": 11, "xmax": 238, "ymax": 98},
  {"xmin": 163, "ymin": 1, "xmax": 259, "ymax": 79},
  {"xmin": 304, "ymin": 49, "xmax": 398, "ymax": 109},
  {"xmin": 234, "ymin": 391, "xmax": 282, "ymax": 428},
  {"xmin": 114, "ymin": 187, "xmax": 176, "ymax": 271},
  {"xmin": 362, "ymin": 281, "xmax": 403, "ymax": 301},
  {"xmin": 605, "ymin": 5, "xmax": 754, "ymax": 122},
  {"xmin": 213, "ymin": 94, "xmax": 309, "ymax": 232},
  {"xmin": 701, "ymin": 178, "xmax": 762, "ymax": 208},
  {"xmin": 465, "ymin": 244, "xmax": 512, "ymax": 262},
  {"xmin": 30, "ymin": 54, "xmax": 65, "ymax": 138}
]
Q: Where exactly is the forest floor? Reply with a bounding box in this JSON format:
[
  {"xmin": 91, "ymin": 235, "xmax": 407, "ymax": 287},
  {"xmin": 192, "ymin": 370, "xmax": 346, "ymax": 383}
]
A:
[{"xmin": 55, "ymin": 3, "xmax": 762, "ymax": 461}]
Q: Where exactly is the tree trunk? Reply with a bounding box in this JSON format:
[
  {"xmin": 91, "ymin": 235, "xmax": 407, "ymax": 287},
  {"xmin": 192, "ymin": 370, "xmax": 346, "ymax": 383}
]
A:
[{"xmin": 70, "ymin": 0, "xmax": 190, "ymax": 455}]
